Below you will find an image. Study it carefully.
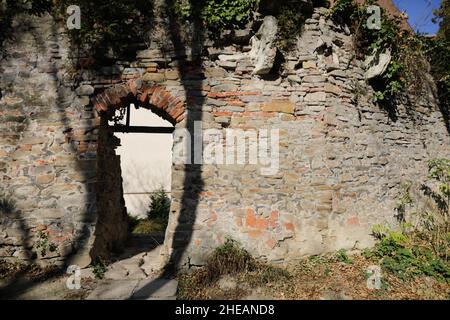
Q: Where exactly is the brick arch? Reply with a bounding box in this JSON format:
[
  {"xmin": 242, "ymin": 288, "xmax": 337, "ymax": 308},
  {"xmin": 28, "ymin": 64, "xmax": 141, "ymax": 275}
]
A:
[{"xmin": 91, "ymin": 78, "xmax": 186, "ymax": 123}]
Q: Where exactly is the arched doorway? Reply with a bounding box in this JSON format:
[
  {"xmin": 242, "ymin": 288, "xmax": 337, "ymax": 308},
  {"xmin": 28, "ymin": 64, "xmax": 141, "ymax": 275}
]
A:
[{"xmin": 90, "ymin": 79, "xmax": 186, "ymax": 268}]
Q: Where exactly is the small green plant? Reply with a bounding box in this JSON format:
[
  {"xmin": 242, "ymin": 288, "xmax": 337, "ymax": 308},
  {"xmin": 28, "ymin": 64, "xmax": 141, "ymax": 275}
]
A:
[
  {"xmin": 364, "ymin": 229, "xmax": 450, "ymax": 281},
  {"xmin": 329, "ymin": 0, "xmax": 413, "ymax": 104},
  {"xmin": 92, "ymin": 258, "xmax": 107, "ymax": 279},
  {"xmin": 204, "ymin": 238, "xmax": 256, "ymax": 283},
  {"xmin": 335, "ymin": 249, "xmax": 353, "ymax": 264},
  {"xmin": 419, "ymin": 158, "xmax": 450, "ymax": 258},
  {"xmin": 171, "ymin": 0, "xmax": 259, "ymax": 41},
  {"xmin": 394, "ymin": 181, "xmax": 413, "ymax": 222},
  {"xmin": 178, "ymin": 238, "xmax": 290, "ymax": 299},
  {"xmin": 35, "ymin": 231, "xmax": 58, "ymax": 257},
  {"xmin": 365, "ymin": 158, "xmax": 450, "ymax": 282}
]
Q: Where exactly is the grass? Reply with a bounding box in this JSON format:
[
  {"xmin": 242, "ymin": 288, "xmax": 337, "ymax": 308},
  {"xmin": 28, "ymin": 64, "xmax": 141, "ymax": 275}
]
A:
[
  {"xmin": 178, "ymin": 239, "xmax": 291, "ymax": 300},
  {"xmin": 177, "ymin": 242, "xmax": 450, "ymax": 300},
  {"xmin": 0, "ymin": 260, "xmax": 61, "ymax": 282},
  {"xmin": 128, "ymin": 216, "xmax": 167, "ymax": 234},
  {"xmin": 127, "ymin": 189, "xmax": 170, "ymax": 235}
]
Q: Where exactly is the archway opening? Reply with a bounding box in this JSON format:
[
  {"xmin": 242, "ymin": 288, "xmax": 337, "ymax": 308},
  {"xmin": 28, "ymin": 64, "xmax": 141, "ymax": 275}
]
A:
[
  {"xmin": 110, "ymin": 103, "xmax": 175, "ymax": 259},
  {"xmin": 114, "ymin": 104, "xmax": 173, "ymax": 222},
  {"xmin": 90, "ymin": 80, "xmax": 185, "ymax": 273}
]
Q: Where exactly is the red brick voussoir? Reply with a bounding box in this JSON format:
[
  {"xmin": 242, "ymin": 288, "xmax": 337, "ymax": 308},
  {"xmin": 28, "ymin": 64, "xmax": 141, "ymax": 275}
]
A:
[{"xmin": 91, "ymin": 78, "xmax": 186, "ymax": 123}]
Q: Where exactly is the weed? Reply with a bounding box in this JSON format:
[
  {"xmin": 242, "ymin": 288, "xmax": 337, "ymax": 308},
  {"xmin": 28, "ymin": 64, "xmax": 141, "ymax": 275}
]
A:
[
  {"xmin": 132, "ymin": 219, "xmax": 167, "ymax": 234},
  {"xmin": 35, "ymin": 231, "xmax": 58, "ymax": 257},
  {"xmin": 335, "ymin": 249, "xmax": 354, "ymax": 264},
  {"xmin": 202, "ymin": 238, "xmax": 256, "ymax": 284},
  {"xmin": 365, "ymin": 158, "xmax": 450, "ymax": 282},
  {"xmin": 92, "ymin": 258, "xmax": 107, "ymax": 279},
  {"xmin": 178, "ymin": 238, "xmax": 290, "ymax": 299},
  {"xmin": 364, "ymin": 228, "xmax": 450, "ymax": 282}
]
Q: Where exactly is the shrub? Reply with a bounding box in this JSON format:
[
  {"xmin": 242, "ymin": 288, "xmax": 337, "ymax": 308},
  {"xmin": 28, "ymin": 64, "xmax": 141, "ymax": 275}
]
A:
[
  {"xmin": 335, "ymin": 249, "xmax": 354, "ymax": 264},
  {"xmin": 132, "ymin": 219, "xmax": 167, "ymax": 234},
  {"xmin": 203, "ymin": 238, "xmax": 256, "ymax": 283},
  {"xmin": 35, "ymin": 230, "xmax": 58, "ymax": 257},
  {"xmin": 364, "ymin": 158, "xmax": 450, "ymax": 282},
  {"xmin": 177, "ymin": 238, "xmax": 290, "ymax": 299},
  {"xmin": 147, "ymin": 188, "xmax": 171, "ymax": 222},
  {"xmin": 329, "ymin": 0, "xmax": 417, "ymax": 104},
  {"xmin": 364, "ymin": 229, "xmax": 450, "ymax": 281},
  {"xmin": 92, "ymin": 258, "xmax": 107, "ymax": 279},
  {"xmin": 170, "ymin": 0, "xmax": 259, "ymax": 42}
]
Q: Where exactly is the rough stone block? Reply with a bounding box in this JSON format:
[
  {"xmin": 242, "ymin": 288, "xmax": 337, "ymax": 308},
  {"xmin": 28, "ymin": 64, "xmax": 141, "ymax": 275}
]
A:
[{"xmin": 262, "ymin": 100, "xmax": 295, "ymax": 114}]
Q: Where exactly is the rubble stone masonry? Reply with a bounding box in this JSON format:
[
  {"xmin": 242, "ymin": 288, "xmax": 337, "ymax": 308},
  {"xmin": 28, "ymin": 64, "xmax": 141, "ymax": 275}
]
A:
[{"xmin": 0, "ymin": 8, "xmax": 449, "ymax": 268}]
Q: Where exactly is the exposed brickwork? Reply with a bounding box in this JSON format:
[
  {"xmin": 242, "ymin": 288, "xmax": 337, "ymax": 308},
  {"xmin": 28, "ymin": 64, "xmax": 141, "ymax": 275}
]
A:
[{"xmin": 92, "ymin": 80, "xmax": 186, "ymax": 123}]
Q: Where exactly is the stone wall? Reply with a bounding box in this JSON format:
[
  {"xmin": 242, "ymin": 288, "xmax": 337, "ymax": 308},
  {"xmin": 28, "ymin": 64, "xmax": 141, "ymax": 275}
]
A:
[
  {"xmin": 0, "ymin": 6, "xmax": 449, "ymax": 269},
  {"xmin": 0, "ymin": 14, "xmax": 127, "ymax": 267},
  {"xmin": 160, "ymin": 8, "xmax": 450, "ymax": 267}
]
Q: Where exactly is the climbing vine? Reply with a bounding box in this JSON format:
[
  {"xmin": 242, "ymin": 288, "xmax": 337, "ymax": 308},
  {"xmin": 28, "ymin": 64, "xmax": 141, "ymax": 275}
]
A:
[
  {"xmin": 426, "ymin": 0, "xmax": 450, "ymax": 127},
  {"xmin": 271, "ymin": 0, "xmax": 313, "ymax": 51},
  {"xmin": 330, "ymin": 0, "xmax": 408, "ymax": 103},
  {"xmin": 170, "ymin": 0, "xmax": 259, "ymax": 40},
  {"xmin": 53, "ymin": 0, "xmax": 155, "ymax": 59}
]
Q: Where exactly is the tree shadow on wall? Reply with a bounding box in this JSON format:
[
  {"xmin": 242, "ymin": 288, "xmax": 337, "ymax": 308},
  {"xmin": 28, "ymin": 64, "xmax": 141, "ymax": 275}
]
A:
[
  {"xmin": 130, "ymin": 0, "xmax": 206, "ymax": 299},
  {"xmin": 1, "ymin": 0, "xmax": 158, "ymax": 298},
  {"xmin": 436, "ymin": 86, "xmax": 450, "ymax": 135},
  {"xmin": 0, "ymin": 16, "xmax": 90, "ymax": 298}
]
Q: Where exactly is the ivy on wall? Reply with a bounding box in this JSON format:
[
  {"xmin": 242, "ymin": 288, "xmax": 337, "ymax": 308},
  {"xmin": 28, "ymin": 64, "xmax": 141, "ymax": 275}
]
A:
[
  {"xmin": 330, "ymin": 0, "xmax": 408, "ymax": 103},
  {"xmin": 330, "ymin": 0, "xmax": 450, "ymax": 122},
  {"xmin": 427, "ymin": 0, "xmax": 450, "ymax": 126},
  {"xmin": 53, "ymin": 0, "xmax": 155, "ymax": 59},
  {"xmin": 170, "ymin": 0, "xmax": 259, "ymax": 42}
]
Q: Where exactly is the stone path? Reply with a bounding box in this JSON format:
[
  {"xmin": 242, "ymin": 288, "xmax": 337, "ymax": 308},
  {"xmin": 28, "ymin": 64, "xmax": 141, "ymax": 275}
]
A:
[
  {"xmin": 86, "ymin": 234, "xmax": 178, "ymax": 300},
  {"xmin": 86, "ymin": 278, "xmax": 178, "ymax": 300}
]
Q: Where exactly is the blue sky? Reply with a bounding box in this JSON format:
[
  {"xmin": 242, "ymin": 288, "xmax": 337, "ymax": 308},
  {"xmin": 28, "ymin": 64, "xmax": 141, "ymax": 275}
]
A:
[{"xmin": 393, "ymin": 0, "xmax": 441, "ymax": 34}]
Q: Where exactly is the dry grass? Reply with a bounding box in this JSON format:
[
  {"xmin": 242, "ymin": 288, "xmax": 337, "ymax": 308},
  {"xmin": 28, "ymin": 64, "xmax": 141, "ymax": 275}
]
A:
[
  {"xmin": 0, "ymin": 259, "xmax": 62, "ymax": 283},
  {"xmin": 177, "ymin": 239, "xmax": 290, "ymax": 300},
  {"xmin": 177, "ymin": 250, "xmax": 450, "ymax": 300}
]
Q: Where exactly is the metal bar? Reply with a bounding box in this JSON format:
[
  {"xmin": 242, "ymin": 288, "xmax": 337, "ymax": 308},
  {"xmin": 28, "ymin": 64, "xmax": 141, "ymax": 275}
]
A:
[
  {"xmin": 124, "ymin": 192, "xmax": 171, "ymax": 195},
  {"xmin": 112, "ymin": 126, "xmax": 175, "ymax": 134},
  {"xmin": 126, "ymin": 104, "xmax": 130, "ymax": 127}
]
